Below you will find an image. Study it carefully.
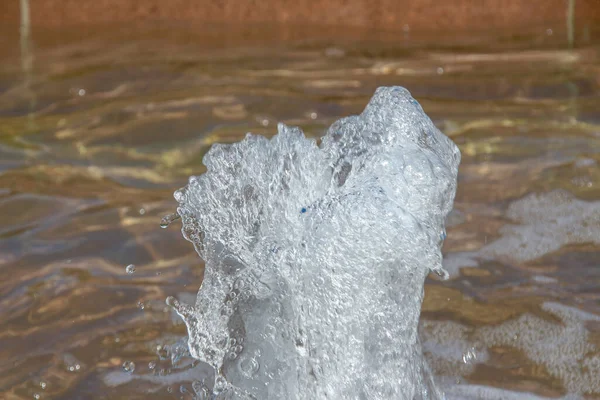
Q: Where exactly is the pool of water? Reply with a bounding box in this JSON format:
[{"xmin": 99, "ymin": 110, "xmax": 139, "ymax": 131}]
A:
[{"xmin": 1, "ymin": 21, "xmax": 599, "ymax": 399}]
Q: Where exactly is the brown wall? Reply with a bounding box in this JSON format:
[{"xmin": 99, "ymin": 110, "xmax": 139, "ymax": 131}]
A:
[{"xmin": 1, "ymin": 0, "xmax": 599, "ymax": 32}]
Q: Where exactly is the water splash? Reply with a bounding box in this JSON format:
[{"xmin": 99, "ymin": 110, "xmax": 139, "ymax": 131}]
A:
[{"xmin": 170, "ymin": 87, "xmax": 460, "ymax": 399}]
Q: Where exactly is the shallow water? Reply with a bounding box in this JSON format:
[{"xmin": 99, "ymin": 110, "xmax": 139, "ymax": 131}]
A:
[{"xmin": 1, "ymin": 21, "xmax": 599, "ymax": 399}]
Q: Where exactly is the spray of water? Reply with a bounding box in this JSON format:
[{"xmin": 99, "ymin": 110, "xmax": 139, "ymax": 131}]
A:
[{"xmin": 168, "ymin": 87, "xmax": 461, "ymax": 399}]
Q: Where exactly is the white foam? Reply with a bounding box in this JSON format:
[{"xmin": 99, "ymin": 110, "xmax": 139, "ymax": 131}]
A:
[
  {"xmin": 171, "ymin": 87, "xmax": 461, "ymax": 399},
  {"xmin": 422, "ymin": 302, "xmax": 600, "ymax": 398},
  {"xmin": 420, "ymin": 320, "xmax": 488, "ymax": 378},
  {"xmin": 476, "ymin": 302, "xmax": 600, "ymax": 395},
  {"xmin": 445, "ymin": 384, "xmax": 583, "ymax": 400},
  {"xmin": 479, "ymin": 190, "xmax": 600, "ymax": 264}
]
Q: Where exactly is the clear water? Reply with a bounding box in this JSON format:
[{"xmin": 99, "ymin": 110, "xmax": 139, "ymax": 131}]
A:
[{"xmin": 1, "ymin": 21, "xmax": 600, "ymax": 399}]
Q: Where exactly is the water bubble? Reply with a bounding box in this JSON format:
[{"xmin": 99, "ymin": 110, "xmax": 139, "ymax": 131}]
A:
[
  {"xmin": 310, "ymin": 112, "xmax": 318, "ymax": 120},
  {"xmin": 148, "ymin": 361, "xmax": 157, "ymax": 370},
  {"xmin": 436, "ymin": 67, "xmax": 444, "ymax": 75},
  {"xmin": 39, "ymin": 381, "xmax": 47, "ymax": 389},
  {"xmin": 173, "ymin": 189, "xmax": 185, "ymax": 202},
  {"xmin": 192, "ymin": 381, "xmax": 211, "ymax": 399},
  {"xmin": 214, "ymin": 376, "xmax": 227, "ymax": 392},
  {"xmin": 122, "ymin": 361, "xmax": 135, "ymax": 374},
  {"xmin": 239, "ymin": 357, "xmax": 260, "ymax": 378},
  {"xmin": 78, "ymin": 89, "xmax": 86, "ymax": 96},
  {"xmin": 125, "ymin": 264, "xmax": 136, "ymax": 274},
  {"xmin": 160, "ymin": 213, "xmax": 180, "ymax": 228},
  {"xmin": 137, "ymin": 301, "xmax": 145, "ymax": 310},
  {"xmin": 233, "ymin": 279, "xmax": 245, "ymax": 290},
  {"xmin": 139, "ymin": 208, "xmax": 146, "ymax": 215},
  {"xmin": 261, "ymin": 119, "xmax": 269, "ymax": 127},
  {"xmin": 63, "ymin": 354, "xmax": 82, "ymax": 372},
  {"xmin": 33, "ymin": 394, "xmax": 40, "ymax": 400},
  {"xmin": 166, "ymin": 386, "xmax": 173, "ymax": 393}
]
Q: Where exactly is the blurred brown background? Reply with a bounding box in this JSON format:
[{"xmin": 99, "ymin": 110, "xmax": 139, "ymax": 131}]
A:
[{"xmin": 1, "ymin": 0, "xmax": 599, "ymax": 32}]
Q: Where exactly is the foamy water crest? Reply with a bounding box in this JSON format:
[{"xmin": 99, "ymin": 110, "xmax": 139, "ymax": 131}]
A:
[{"xmin": 168, "ymin": 87, "xmax": 460, "ymax": 399}]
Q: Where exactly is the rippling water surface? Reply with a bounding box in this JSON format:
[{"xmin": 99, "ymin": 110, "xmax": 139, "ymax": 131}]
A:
[{"xmin": 1, "ymin": 22, "xmax": 599, "ymax": 399}]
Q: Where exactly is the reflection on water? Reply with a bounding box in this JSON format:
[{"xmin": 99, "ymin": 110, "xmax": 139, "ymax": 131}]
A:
[{"xmin": 0, "ymin": 21, "xmax": 599, "ymax": 399}]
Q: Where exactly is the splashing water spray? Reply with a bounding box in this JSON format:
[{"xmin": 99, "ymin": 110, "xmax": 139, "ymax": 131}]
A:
[{"xmin": 166, "ymin": 87, "xmax": 461, "ymax": 399}]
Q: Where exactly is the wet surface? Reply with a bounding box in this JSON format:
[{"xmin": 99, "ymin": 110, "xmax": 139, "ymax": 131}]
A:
[{"xmin": 0, "ymin": 22, "xmax": 599, "ymax": 399}]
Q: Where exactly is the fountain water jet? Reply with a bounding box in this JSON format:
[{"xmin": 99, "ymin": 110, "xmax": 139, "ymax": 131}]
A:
[{"xmin": 169, "ymin": 87, "xmax": 461, "ymax": 399}]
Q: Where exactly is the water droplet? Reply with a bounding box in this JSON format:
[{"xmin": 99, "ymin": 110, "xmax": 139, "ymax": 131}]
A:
[
  {"xmin": 324, "ymin": 47, "xmax": 345, "ymax": 58},
  {"xmin": 122, "ymin": 361, "xmax": 135, "ymax": 374},
  {"xmin": 434, "ymin": 268, "xmax": 449, "ymax": 280},
  {"xmin": 160, "ymin": 213, "xmax": 180, "ymax": 228},
  {"xmin": 310, "ymin": 112, "xmax": 317, "ymax": 120},
  {"xmin": 157, "ymin": 345, "xmax": 169, "ymax": 360},
  {"xmin": 139, "ymin": 208, "xmax": 146, "ymax": 215},
  {"xmin": 462, "ymin": 347, "xmax": 477, "ymax": 364},
  {"xmin": 436, "ymin": 67, "xmax": 444, "ymax": 75},
  {"xmin": 261, "ymin": 118, "xmax": 269, "ymax": 127},
  {"xmin": 125, "ymin": 264, "xmax": 136, "ymax": 274},
  {"xmin": 78, "ymin": 89, "xmax": 86, "ymax": 96},
  {"xmin": 137, "ymin": 301, "xmax": 145, "ymax": 310}
]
